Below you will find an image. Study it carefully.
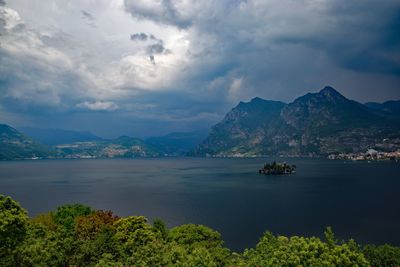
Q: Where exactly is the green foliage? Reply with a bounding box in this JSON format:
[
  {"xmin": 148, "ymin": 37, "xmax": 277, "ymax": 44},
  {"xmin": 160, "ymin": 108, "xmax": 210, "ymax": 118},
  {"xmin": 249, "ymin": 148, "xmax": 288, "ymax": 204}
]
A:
[
  {"xmin": 51, "ymin": 203, "xmax": 93, "ymax": 232},
  {"xmin": 324, "ymin": 226, "xmax": 337, "ymax": 248},
  {"xmin": 362, "ymin": 244, "xmax": 400, "ymax": 267},
  {"xmin": 95, "ymin": 253, "xmax": 123, "ymax": 267},
  {"xmin": 162, "ymin": 244, "xmax": 231, "ymax": 267},
  {"xmin": 17, "ymin": 223, "xmax": 68, "ymax": 266},
  {"xmin": 153, "ymin": 218, "xmax": 168, "ymax": 240},
  {"xmin": 72, "ymin": 226, "xmax": 123, "ymax": 266},
  {"xmin": 1, "ymin": 194, "xmax": 400, "ymax": 267},
  {"xmin": 167, "ymin": 224, "xmax": 232, "ymax": 266},
  {"xmin": 0, "ymin": 194, "xmax": 28, "ymax": 266},
  {"xmin": 31, "ymin": 213, "xmax": 58, "ymax": 231},
  {"xmin": 244, "ymin": 231, "xmax": 370, "ymax": 266},
  {"xmin": 168, "ymin": 224, "xmax": 223, "ymax": 248},
  {"xmin": 114, "ymin": 216, "xmax": 157, "ymax": 247}
]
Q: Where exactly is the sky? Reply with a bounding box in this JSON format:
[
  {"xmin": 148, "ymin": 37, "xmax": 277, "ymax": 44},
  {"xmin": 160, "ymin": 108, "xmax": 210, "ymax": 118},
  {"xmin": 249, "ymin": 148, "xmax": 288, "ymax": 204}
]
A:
[{"xmin": 0, "ymin": 0, "xmax": 399, "ymax": 138}]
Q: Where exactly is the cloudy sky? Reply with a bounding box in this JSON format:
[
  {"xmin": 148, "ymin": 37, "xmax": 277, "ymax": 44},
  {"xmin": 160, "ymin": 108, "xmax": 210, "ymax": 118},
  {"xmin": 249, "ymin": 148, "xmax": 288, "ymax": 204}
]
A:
[{"xmin": 0, "ymin": 0, "xmax": 399, "ymax": 137}]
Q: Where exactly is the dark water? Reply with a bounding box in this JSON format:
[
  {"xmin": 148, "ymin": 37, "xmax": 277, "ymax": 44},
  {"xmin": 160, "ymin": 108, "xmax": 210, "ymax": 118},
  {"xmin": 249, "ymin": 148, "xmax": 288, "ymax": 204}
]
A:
[{"xmin": 0, "ymin": 158, "xmax": 399, "ymax": 251}]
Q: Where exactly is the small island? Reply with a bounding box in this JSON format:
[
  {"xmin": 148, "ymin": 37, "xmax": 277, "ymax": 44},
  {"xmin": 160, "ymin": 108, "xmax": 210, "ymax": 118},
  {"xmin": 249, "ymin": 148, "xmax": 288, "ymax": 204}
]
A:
[{"xmin": 259, "ymin": 161, "xmax": 296, "ymax": 175}]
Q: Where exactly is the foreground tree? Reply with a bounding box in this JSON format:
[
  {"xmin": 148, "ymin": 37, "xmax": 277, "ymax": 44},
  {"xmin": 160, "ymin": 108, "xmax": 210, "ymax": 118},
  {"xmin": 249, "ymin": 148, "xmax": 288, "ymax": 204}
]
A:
[
  {"xmin": 75, "ymin": 210, "xmax": 119, "ymax": 240},
  {"xmin": 0, "ymin": 194, "xmax": 28, "ymax": 266},
  {"xmin": 1, "ymin": 194, "xmax": 400, "ymax": 266},
  {"xmin": 243, "ymin": 231, "xmax": 370, "ymax": 266},
  {"xmin": 362, "ymin": 244, "xmax": 400, "ymax": 267},
  {"xmin": 51, "ymin": 203, "xmax": 93, "ymax": 233},
  {"xmin": 166, "ymin": 224, "xmax": 232, "ymax": 266},
  {"xmin": 17, "ymin": 222, "xmax": 67, "ymax": 266}
]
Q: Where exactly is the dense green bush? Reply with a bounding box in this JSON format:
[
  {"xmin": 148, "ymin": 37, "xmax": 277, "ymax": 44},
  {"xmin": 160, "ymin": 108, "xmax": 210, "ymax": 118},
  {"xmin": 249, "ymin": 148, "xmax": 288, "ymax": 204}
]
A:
[
  {"xmin": 51, "ymin": 203, "xmax": 93, "ymax": 232},
  {"xmin": 243, "ymin": 232, "xmax": 369, "ymax": 266},
  {"xmin": 1, "ymin": 194, "xmax": 399, "ymax": 266},
  {"xmin": 362, "ymin": 244, "xmax": 400, "ymax": 267},
  {"xmin": 0, "ymin": 195, "xmax": 28, "ymax": 266}
]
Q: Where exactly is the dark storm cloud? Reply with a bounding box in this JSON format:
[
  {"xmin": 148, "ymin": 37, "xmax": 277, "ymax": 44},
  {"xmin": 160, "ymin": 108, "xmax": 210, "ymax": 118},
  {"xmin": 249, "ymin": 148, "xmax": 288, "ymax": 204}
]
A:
[
  {"xmin": 141, "ymin": 35, "xmax": 171, "ymax": 65},
  {"xmin": 121, "ymin": 0, "xmax": 399, "ymax": 103},
  {"xmin": 0, "ymin": 0, "xmax": 7, "ymax": 35},
  {"xmin": 130, "ymin": 32, "xmax": 148, "ymax": 41},
  {"xmin": 2, "ymin": 0, "xmax": 400, "ymax": 138},
  {"xmin": 81, "ymin": 10, "xmax": 96, "ymax": 28},
  {"xmin": 147, "ymin": 43, "xmax": 166, "ymax": 54},
  {"xmin": 0, "ymin": 17, "xmax": 5, "ymax": 33},
  {"xmin": 270, "ymin": 1, "xmax": 400, "ymax": 76},
  {"xmin": 149, "ymin": 55, "xmax": 155, "ymax": 65},
  {"xmin": 123, "ymin": 0, "xmax": 192, "ymax": 29},
  {"xmin": 130, "ymin": 32, "xmax": 169, "ymax": 56},
  {"xmin": 81, "ymin": 10, "xmax": 94, "ymax": 21}
]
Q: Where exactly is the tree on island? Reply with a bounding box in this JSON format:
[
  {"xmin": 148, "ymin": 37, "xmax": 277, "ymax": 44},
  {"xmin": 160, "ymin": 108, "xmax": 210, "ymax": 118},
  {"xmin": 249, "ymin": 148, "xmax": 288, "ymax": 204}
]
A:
[{"xmin": 259, "ymin": 161, "xmax": 296, "ymax": 175}]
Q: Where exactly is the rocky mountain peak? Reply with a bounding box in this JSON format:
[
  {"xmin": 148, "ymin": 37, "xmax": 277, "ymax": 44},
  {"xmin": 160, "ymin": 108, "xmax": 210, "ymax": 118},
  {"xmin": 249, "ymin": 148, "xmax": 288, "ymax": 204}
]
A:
[{"xmin": 318, "ymin": 86, "xmax": 346, "ymax": 100}]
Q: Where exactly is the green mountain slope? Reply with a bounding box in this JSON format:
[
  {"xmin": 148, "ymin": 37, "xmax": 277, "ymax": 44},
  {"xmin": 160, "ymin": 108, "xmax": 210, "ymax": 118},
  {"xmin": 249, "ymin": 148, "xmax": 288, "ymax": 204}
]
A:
[{"xmin": 0, "ymin": 124, "xmax": 54, "ymax": 160}]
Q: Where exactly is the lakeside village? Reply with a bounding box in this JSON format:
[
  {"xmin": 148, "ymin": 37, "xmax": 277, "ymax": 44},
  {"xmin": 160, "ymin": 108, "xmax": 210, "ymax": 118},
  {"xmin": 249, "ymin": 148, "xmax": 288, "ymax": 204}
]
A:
[{"xmin": 328, "ymin": 149, "xmax": 400, "ymax": 161}]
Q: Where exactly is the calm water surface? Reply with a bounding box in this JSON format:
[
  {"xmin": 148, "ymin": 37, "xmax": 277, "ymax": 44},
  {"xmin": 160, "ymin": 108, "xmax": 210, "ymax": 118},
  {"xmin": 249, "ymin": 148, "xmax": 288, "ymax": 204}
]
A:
[{"xmin": 0, "ymin": 158, "xmax": 399, "ymax": 251}]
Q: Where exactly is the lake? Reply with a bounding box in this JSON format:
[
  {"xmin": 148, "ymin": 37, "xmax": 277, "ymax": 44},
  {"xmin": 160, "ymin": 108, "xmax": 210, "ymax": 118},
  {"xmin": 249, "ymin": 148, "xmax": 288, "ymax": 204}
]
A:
[{"xmin": 0, "ymin": 158, "xmax": 399, "ymax": 251}]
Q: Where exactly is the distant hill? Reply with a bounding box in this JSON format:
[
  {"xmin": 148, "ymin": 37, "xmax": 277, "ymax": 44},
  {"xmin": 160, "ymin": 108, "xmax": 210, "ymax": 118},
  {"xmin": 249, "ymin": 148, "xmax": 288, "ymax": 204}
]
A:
[
  {"xmin": 1, "ymin": 125, "xmax": 163, "ymax": 160},
  {"xmin": 146, "ymin": 131, "xmax": 208, "ymax": 156},
  {"xmin": 2, "ymin": 124, "xmax": 210, "ymax": 159},
  {"xmin": 0, "ymin": 124, "xmax": 54, "ymax": 160},
  {"xmin": 18, "ymin": 127, "xmax": 102, "ymax": 145},
  {"xmin": 365, "ymin": 100, "xmax": 400, "ymax": 117},
  {"xmin": 195, "ymin": 86, "xmax": 400, "ymax": 157},
  {"xmin": 55, "ymin": 136, "xmax": 162, "ymax": 158}
]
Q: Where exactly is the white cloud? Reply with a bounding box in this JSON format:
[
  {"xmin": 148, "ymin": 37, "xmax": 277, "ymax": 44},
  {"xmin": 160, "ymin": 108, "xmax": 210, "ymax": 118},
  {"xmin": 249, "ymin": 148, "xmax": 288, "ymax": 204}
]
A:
[
  {"xmin": 0, "ymin": 1, "xmax": 186, "ymax": 112},
  {"xmin": 0, "ymin": 6, "xmax": 21, "ymax": 30},
  {"xmin": 228, "ymin": 77, "xmax": 245, "ymax": 102},
  {"xmin": 77, "ymin": 101, "xmax": 119, "ymax": 111}
]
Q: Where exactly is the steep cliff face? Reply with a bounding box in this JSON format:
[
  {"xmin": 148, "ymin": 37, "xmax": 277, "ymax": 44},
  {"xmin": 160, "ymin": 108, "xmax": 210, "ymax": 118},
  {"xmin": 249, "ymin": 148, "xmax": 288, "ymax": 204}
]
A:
[
  {"xmin": 195, "ymin": 87, "xmax": 400, "ymax": 156},
  {"xmin": 195, "ymin": 97, "xmax": 288, "ymax": 156}
]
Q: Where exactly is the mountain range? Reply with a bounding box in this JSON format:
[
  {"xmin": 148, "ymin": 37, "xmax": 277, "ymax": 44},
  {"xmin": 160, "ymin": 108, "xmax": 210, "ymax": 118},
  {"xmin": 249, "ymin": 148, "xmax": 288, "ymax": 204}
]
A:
[
  {"xmin": 18, "ymin": 127, "xmax": 102, "ymax": 146},
  {"xmin": 0, "ymin": 125, "xmax": 205, "ymax": 160},
  {"xmin": 194, "ymin": 86, "xmax": 400, "ymax": 157},
  {"xmin": 1, "ymin": 86, "xmax": 400, "ymax": 160}
]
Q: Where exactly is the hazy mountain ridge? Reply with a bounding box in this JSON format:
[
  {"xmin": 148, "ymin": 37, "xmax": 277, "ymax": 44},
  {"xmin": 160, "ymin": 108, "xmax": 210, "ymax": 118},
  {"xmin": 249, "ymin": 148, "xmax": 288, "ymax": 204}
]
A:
[
  {"xmin": 0, "ymin": 124, "xmax": 205, "ymax": 160},
  {"xmin": 195, "ymin": 86, "xmax": 400, "ymax": 157},
  {"xmin": 18, "ymin": 127, "xmax": 102, "ymax": 145},
  {"xmin": 365, "ymin": 100, "xmax": 400, "ymax": 116},
  {"xmin": 55, "ymin": 136, "xmax": 162, "ymax": 158},
  {"xmin": 0, "ymin": 125, "xmax": 163, "ymax": 159},
  {"xmin": 146, "ymin": 130, "xmax": 208, "ymax": 156}
]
